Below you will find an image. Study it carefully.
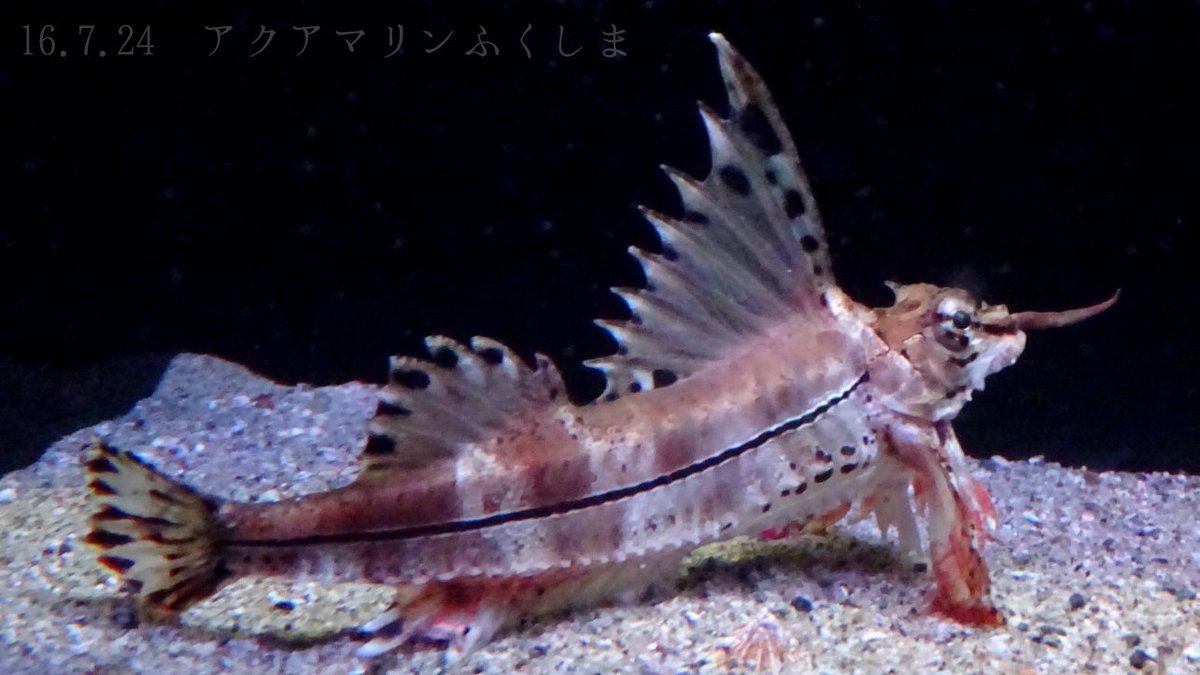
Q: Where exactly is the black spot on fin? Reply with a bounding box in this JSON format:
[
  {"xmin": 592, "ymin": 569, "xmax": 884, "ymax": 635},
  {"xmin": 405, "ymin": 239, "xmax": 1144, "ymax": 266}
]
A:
[
  {"xmin": 585, "ymin": 34, "xmax": 840, "ymax": 400},
  {"xmin": 360, "ymin": 336, "xmax": 566, "ymax": 476}
]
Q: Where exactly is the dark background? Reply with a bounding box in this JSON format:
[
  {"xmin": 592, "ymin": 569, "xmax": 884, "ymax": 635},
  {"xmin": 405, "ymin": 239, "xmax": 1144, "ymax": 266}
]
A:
[{"xmin": 2, "ymin": 1, "xmax": 1196, "ymax": 474}]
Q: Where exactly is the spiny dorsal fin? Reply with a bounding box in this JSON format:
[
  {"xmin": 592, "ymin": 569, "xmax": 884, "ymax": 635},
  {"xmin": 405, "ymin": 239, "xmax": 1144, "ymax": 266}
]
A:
[
  {"xmin": 587, "ymin": 33, "xmax": 834, "ymax": 400},
  {"xmin": 357, "ymin": 335, "xmax": 565, "ymax": 477}
]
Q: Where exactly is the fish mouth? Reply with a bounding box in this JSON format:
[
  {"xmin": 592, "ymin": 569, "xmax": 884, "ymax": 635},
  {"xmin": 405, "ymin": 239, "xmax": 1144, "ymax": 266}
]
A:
[{"xmin": 1004, "ymin": 291, "xmax": 1120, "ymax": 331}]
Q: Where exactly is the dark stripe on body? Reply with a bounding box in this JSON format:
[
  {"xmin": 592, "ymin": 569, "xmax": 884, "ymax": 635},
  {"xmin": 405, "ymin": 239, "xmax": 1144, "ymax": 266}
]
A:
[{"xmin": 230, "ymin": 373, "xmax": 869, "ymax": 548}]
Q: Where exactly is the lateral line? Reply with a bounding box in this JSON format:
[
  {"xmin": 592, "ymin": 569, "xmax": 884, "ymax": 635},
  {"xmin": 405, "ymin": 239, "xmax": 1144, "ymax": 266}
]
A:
[{"xmin": 229, "ymin": 372, "xmax": 868, "ymax": 548}]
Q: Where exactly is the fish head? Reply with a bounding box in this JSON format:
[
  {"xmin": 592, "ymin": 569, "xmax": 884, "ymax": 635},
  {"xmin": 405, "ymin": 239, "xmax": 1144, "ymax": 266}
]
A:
[{"xmin": 872, "ymin": 281, "xmax": 1118, "ymax": 420}]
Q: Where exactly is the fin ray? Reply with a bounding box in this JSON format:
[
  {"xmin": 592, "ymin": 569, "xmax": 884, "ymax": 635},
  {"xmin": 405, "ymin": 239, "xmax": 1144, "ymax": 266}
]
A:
[
  {"xmin": 359, "ymin": 336, "xmax": 565, "ymax": 476},
  {"xmin": 591, "ymin": 34, "xmax": 836, "ymax": 399},
  {"xmin": 84, "ymin": 439, "xmax": 227, "ymax": 612}
]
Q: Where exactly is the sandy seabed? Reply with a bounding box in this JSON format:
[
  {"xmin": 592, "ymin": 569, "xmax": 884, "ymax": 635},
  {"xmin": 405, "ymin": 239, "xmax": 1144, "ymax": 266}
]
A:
[{"xmin": 1, "ymin": 354, "xmax": 1197, "ymax": 674}]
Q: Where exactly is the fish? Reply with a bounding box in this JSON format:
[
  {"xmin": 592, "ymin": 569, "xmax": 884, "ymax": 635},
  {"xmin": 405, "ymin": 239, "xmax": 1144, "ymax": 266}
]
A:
[{"xmin": 83, "ymin": 32, "xmax": 1117, "ymax": 659}]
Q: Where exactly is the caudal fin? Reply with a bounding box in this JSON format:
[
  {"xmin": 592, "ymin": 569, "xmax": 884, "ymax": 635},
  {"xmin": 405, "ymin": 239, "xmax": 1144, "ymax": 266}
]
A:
[{"xmin": 83, "ymin": 439, "xmax": 230, "ymax": 611}]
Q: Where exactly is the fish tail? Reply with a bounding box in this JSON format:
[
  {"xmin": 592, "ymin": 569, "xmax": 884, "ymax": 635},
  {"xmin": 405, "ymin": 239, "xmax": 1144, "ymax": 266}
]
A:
[{"xmin": 83, "ymin": 439, "xmax": 230, "ymax": 612}]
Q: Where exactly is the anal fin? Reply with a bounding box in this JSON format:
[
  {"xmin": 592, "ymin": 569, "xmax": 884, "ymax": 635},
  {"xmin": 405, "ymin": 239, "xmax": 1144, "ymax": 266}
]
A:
[{"xmin": 357, "ymin": 583, "xmax": 510, "ymax": 661}]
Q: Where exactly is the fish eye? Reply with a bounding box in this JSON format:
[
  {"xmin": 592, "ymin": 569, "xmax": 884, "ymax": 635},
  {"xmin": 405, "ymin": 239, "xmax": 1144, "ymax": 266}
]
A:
[{"xmin": 951, "ymin": 310, "xmax": 972, "ymax": 330}]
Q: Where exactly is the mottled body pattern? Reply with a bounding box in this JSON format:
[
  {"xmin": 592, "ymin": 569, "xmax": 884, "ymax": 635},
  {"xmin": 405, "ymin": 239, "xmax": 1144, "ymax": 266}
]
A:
[{"xmin": 84, "ymin": 34, "xmax": 1115, "ymax": 658}]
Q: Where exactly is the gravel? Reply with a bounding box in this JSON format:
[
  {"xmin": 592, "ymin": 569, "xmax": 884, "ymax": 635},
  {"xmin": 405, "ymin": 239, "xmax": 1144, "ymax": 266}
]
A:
[{"xmin": 1, "ymin": 353, "xmax": 1197, "ymax": 674}]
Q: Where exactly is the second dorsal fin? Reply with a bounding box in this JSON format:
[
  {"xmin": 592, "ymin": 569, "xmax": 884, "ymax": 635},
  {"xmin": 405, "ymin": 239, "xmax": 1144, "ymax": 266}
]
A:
[
  {"xmin": 357, "ymin": 335, "xmax": 565, "ymax": 478},
  {"xmin": 586, "ymin": 33, "xmax": 835, "ymax": 400}
]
